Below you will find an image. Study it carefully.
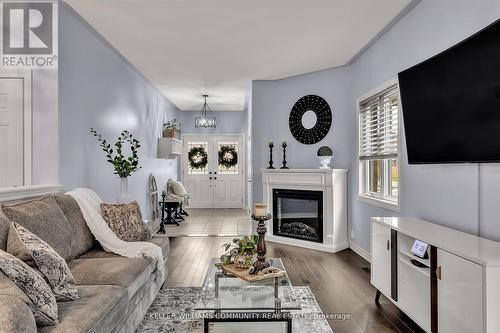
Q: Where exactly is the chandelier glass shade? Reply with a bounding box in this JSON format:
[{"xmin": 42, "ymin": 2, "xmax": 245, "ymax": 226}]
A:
[{"xmin": 195, "ymin": 95, "xmax": 216, "ymax": 128}]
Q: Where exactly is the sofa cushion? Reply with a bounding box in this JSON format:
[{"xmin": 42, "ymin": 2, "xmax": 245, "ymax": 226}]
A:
[
  {"xmin": 0, "ymin": 295, "xmax": 37, "ymax": 333},
  {"xmin": 54, "ymin": 195, "xmax": 95, "ymax": 259},
  {"xmin": 38, "ymin": 285, "xmax": 128, "ymax": 333},
  {"xmin": 1, "ymin": 196, "xmax": 74, "ymax": 260},
  {"xmin": 78, "ymin": 235, "xmax": 169, "ymax": 260},
  {"xmin": 7, "ymin": 223, "xmax": 79, "ymax": 302},
  {"xmin": 68, "ymin": 257, "xmax": 154, "ymax": 299},
  {"xmin": 0, "ymin": 210, "xmax": 10, "ymax": 251},
  {"xmin": 0, "ymin": 249, "xmax": 58, "ymax": 326},
  {"xmin": 100, "ymin": 201, "xmax": 148, "ymax": 242},
  {"xmin": 147, "ymin": 235, "xmax": 170, "ymax": 258}
]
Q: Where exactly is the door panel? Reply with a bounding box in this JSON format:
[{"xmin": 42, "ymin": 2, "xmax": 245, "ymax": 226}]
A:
[
  {"xmin": 437, "ymin": 249, "xmax": 483, "ymax": 333},
  {"xmin": 182, "ymin": 137, "xmax": 213, "ymax": 207},
  {"xmin": 182, "ymin": 134, "xmax": 244, "ymax": 208},
  {"xmin": 371, "ymin": 222, "xmax": 392, "ymax": 297},
  {"xmin": 213, "ymin": 136, "xmax": 243, "ymax": 208},
  {"xmin": 0, "ymin": 78, "xmax": 24, "ymax": 188}
]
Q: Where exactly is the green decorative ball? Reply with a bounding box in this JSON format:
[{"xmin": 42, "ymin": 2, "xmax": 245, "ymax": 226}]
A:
[{"xmin": 317, "ymin": 146, "xmax": 333, "ymax": 156}]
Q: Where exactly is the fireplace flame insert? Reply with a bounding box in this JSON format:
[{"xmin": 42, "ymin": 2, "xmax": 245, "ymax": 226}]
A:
[{"xmin": 272, "ymin": 189, "xmax": 323, "ymax": 243}]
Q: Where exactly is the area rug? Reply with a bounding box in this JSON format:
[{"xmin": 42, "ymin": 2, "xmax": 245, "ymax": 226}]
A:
[{"xmin": 137, "ymin": 286, "xmax": 333, "ymax": 332}]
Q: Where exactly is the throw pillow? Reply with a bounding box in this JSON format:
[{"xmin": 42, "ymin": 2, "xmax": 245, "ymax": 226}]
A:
[
  {"xmin": 1, "ymin": 196, "xmax": 74, "ymax": 260},
  {"xmin": 100, "ymin": 201, "xmax": 147, "ymax": 242},
  {"xmin": 7, "ymin": 223, "xmax": 79, "ymax": 302},
  {"xmin": 168, "ymin": 180, "xmax": 188, "ymax": 197},
  {"xmin": 0, "ymin": 249, "xmax": 58, "ymax": 326}
]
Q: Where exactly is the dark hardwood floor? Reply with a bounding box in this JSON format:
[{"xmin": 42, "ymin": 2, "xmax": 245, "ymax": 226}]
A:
[{"xmin": 165, "ymin": 236, "xmax": 425, "ymax": 333}]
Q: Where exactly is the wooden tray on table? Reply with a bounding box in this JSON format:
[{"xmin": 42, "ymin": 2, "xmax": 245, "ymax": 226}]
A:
[{"xmin": 220, "ymin": 263, "xmax": 287, "ymax": 283}]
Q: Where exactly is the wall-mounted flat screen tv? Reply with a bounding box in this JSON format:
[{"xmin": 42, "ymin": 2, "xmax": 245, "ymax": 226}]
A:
[{"xmin": 398, "ymin": 19, "xmax": 500, "ymax": 164}]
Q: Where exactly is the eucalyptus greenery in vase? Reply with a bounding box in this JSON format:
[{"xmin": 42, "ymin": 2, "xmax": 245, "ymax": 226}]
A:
[{"xmin": 91, "ymin": 128, "xmax": 142, "ymax": 203}]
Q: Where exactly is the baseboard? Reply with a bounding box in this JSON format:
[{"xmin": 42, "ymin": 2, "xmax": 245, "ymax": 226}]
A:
[
  {"xmin": 266, "ymin": 235, "xmax": 348, "ymax": 253},
  {"xmin": 349, "ymin": 241, "xmax": 371, "ymax": 263}
]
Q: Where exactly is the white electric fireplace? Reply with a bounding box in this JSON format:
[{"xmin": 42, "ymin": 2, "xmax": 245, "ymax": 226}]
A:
[{"xmin": 262, "ymin": 169, "xmax": 348, "ymax": 253}]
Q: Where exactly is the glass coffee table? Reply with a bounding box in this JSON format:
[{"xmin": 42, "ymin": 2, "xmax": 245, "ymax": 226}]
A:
[{"xmin": 195, "ymin": 258, "xmax": 301, "ymax": 333}]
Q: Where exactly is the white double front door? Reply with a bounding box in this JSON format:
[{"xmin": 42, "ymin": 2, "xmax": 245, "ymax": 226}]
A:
[{"xmin": 182, "ymin": 134, "xmax": 244, "ymax": 208}]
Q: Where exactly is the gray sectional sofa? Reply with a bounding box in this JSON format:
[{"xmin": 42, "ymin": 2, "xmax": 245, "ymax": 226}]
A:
[{"xmin": 0, "ymin": 194, "xmax": 169, "ymax": 333}]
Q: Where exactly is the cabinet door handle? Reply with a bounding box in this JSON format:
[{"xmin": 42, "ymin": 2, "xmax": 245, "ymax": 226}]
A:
[
  {"xmin": 387, "ymin": 240, "xmax": 390, "ymax": 251},
  {"xmin": 436, "ymin": 266, "xmax": 442, "ymax": 280}
]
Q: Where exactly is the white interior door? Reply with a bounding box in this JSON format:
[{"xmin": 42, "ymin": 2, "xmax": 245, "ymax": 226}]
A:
[
  {"xmin": 182, "ymin": 134, "xmax": 244, "ymax": 208},
  {"xmin": 0, "ymin": 78, "xmax": 24, "ymax": 188}
]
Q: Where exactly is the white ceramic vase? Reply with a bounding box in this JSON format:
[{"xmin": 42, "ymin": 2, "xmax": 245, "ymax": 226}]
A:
[
  {"xmin": 318, "ymin": 156, "xmax": 332, "ymax": 169},
  {"xmin": 117, "ymin": 177, "xmax": 133, "ymax": 204}
]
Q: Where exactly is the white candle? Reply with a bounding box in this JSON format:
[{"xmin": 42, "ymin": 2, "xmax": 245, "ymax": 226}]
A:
[{"xmin": 254, "ymin": 204, "xmax": 267, "ymax": 217}]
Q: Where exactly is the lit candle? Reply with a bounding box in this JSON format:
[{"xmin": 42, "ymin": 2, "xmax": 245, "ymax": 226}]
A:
[{"xmin": 254, "ymin": 204, "xmax": 267, "ymax": 217}]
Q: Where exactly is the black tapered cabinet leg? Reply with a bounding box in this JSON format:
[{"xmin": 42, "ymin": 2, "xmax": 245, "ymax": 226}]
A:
[{"xmin": 375, "ymin": 289, "xmax": 382, "ymax": 304}]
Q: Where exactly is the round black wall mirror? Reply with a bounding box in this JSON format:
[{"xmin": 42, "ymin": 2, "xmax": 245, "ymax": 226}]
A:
[{"xmin": 289, "ymin": 95, "xmax": 332, "ymax": 144}]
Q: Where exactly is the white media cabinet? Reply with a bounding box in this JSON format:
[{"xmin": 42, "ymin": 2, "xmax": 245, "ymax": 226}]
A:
[{"xmin": 371, "ymin": 217, "xmax": 500, "ymax": 332}]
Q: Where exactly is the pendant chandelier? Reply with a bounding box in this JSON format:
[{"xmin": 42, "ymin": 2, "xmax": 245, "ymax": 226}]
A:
[{"xmin": 195, "ymin": 95, "xmax": 216, "ymax": 128}]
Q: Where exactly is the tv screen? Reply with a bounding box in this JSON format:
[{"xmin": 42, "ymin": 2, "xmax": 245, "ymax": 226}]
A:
[{"xmin": 398, "ymin": 19, "xmax": 500, "ymax": 164}]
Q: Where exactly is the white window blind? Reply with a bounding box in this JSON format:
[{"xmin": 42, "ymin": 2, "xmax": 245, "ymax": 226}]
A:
[{"xmin": 359, "ymin": 85, "xmax": 399, "ymax": 160}]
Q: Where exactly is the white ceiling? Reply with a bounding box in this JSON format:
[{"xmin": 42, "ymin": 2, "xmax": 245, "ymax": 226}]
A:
[{"xmin": 64, "ymin": 0, "xmax": 411, "ymax": 111}]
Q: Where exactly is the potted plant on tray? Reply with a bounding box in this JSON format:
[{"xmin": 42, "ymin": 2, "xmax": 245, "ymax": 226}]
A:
[
  {"xmin": 221, "ymin": 235, "xmax": 258, "ymax": 269},
  {"xmin": 163, "ymin": 119, "xmax": 180, "ymax": 138},
  {"xmin": 317, "ymin": 145, "xmax": 333, "ymax": 169}
]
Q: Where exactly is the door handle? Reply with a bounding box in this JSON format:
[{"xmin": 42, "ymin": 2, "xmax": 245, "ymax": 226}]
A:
[
  {"xmin": 387, "ymin": 240, "xmax": 390, "ymax": 251},
  {"xmin": 436, "ymin": 266, "xmax": 442, "ymax": 280}
]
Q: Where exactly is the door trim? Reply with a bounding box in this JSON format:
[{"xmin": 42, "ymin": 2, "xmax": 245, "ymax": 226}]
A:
[
  {"xmin": 0, "ymin": 70, "xmax": 32, "ymax": 187},
  {"xmin": 181, "ymin": 133, "xmax": 245, "ymax": 208}
]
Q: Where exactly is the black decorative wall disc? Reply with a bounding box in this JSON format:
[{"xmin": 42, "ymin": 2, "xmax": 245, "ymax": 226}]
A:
[{"xmin": 289, "ymin": 95, "xmax": 332, "ymax": 144}]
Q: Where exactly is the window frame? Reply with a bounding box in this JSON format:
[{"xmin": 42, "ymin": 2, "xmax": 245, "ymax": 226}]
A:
[{"xmin": 357, "ymin": 78, "xmax": 401, "ymax": 212}]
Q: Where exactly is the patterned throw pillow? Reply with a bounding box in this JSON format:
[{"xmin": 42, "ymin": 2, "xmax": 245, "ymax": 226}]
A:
[
  {"xmin": 7, "ymin": 223, "xmax": 79, "ymax": 302},
  {"xmin": 0, "ymin": 249, "xmax": 59, "ymax": 326},
  {"xmin": 100, "ymin": 201, "xmax": 147, "ymax": 242}
]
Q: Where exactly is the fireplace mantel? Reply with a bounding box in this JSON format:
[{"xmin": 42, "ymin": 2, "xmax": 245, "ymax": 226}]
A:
[{"xmin": 262, "ymin": 169, "xmax": 348, "ymax": 253}]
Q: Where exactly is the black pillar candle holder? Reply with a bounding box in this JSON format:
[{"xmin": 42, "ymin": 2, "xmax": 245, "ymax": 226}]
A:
[
  {"xmin": 251, "ymin": 213, "xmax": 272, "ymax": 271},
  {"xmin": 158, "ymin": 191, "xmax": 166, "ymax": 234},
  {"xmin": 281, "ymin": 141, "xmax": 289, "ymax": 169},
  {"xmin": 267, "ymin": 142, "xmax": 275, "ymax": 169}
]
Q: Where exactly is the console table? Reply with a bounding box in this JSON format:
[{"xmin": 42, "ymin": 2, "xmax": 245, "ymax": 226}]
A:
[{"xmin": 371, "ymin": 216, "xmax": 500, "ymax": 332}]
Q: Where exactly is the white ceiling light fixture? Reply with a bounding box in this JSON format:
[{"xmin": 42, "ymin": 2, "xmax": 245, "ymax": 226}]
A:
[{"xmin": 195, "ymin": 95, "xmax": 216, "ymax": 128}]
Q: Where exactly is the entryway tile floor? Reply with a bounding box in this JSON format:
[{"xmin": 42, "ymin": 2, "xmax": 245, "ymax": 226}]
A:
[{"xmin": 164, "ymin": 208, "xmax": 253, "ymax": 237}]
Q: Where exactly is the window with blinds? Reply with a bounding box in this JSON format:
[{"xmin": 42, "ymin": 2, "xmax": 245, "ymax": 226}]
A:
[
  {"xmin": 358, "ymin": 83, "xmax": 400, "ymax": 209},
  {"xmin": 359, "ymin": 85, "xmax": 399, "ymax": 160}
]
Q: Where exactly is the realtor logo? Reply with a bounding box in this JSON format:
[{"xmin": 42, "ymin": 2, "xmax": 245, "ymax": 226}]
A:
[{"xmin": 0, "ymin": 1, "xmax": 57, "ymax": 69}]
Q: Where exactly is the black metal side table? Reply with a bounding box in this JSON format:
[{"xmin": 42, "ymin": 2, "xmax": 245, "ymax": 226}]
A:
[{"xmin": 158, "ymin": 193, "xmax": 183, "ymax": 233}]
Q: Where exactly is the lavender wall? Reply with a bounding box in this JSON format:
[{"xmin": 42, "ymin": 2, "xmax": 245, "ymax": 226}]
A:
[
  {"xmin": 58, "ymin": 3, "xmax": 179, "ymax": 218},
  {"xmin": 252, "ymin": 0, "xmax": 500, "ymax": 254},
  {"xmin": 32, "ymin": 69, "xmax": 59, "ymax": 185}
]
